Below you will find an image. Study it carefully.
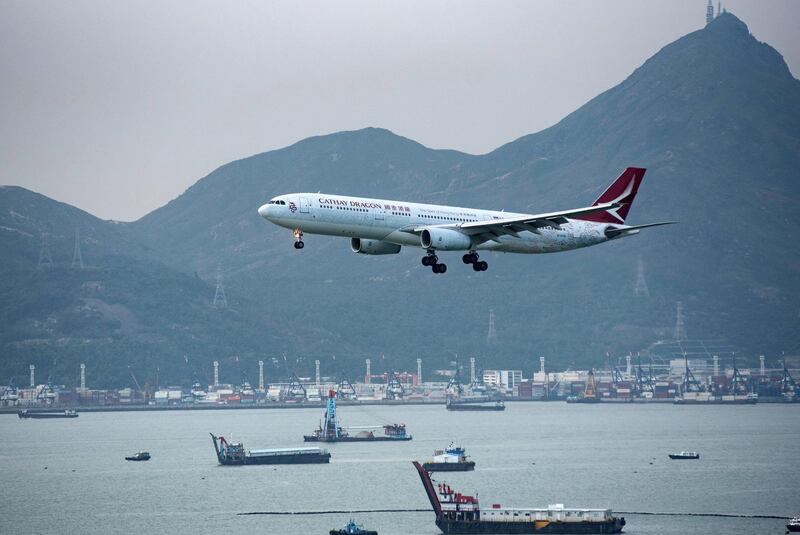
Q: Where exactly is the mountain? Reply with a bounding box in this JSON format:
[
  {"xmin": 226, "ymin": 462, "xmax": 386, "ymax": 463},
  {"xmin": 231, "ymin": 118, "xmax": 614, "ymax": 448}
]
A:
[
  {"xmin": 0, "ymin": 187, "xmax": 351, "ymax": 388},
  {"xmin": 3, "ymin": 13, "xmax": 799, "ymax": 385}
]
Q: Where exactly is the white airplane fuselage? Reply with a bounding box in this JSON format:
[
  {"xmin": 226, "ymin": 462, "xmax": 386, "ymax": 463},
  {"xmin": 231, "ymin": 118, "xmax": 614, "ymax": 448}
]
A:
[{"xmin": 259, "ymin": 193, "xmax": 620, "ymax": 254}]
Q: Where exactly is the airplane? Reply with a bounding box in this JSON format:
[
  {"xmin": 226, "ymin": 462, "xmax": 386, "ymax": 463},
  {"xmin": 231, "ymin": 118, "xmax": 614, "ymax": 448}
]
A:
[{"xmin": 257, "ymin": 167, "xmax": 674, "ymax": 274}]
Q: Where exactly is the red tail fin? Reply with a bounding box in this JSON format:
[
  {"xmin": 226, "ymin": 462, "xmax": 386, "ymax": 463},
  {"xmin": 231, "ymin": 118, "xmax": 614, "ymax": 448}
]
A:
[{"xmin": 575, "ymin": 167, "xmax": 646, "ymax": 224}]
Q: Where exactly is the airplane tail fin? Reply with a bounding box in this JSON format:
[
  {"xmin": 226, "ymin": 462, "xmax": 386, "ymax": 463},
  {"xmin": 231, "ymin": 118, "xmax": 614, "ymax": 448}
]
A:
[{"xmin": 574, "ymin": 167, "xmax": 646, "ymax": 224}]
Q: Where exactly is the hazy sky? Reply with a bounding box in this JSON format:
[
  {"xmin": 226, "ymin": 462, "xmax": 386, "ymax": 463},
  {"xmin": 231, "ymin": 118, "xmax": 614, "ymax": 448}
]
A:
[{"xmin": 2, "ymin": 0, "xmax": 798, "ymax": 221}]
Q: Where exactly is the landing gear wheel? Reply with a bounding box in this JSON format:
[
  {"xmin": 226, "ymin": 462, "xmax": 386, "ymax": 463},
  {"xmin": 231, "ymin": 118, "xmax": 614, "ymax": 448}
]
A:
[
  {"xmin": 432, "ymin": 263, "xmax": 447, "ymax": 274},
  {"xmin": 462, "ymin": 254, "xmax": 472, "ymax": 264},
  {"xmin": 422, "ymin": 252, "xmax": 438, "ymax": 267},
  {"xmin": 293, "ymin": 241, "xmax": 304, "ymax": 249},
  {"xmin": 478, "ymin": 261, "xmax": 488, "ymax": 271}
]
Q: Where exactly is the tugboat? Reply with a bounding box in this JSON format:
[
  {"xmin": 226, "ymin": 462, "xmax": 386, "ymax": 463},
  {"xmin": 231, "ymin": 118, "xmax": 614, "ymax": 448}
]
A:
[
  {"xmin": 304, "ymin": 391, "xmax": 412, "ymax": 442},
  {"xmin": 412, "ymin": 461, "xmax": 625, "ymax": 533},
  {"xmin": 786, "ymin": 516, "xmax": 800, "ymax": 533},
  {"xmin": 423, "ymin": 443, "xmax": 476, "ymax": 472},
  {"xmin": 125, "ymin": 451, "xmax": 151, "ymax": 461},
  {"xmin": 668, "ymin": 451, "xmax": 700, "ymax": 460},
  {"xmin": 329, "ymin": 519, "xmax": 378, "ymax": 535}
]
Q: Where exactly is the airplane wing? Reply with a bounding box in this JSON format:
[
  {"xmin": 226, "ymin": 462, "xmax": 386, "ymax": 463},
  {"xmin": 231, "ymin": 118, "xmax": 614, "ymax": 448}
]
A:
[{"xmin": 403, "ymin": 201, "xmax": 620, "ymax": 243}]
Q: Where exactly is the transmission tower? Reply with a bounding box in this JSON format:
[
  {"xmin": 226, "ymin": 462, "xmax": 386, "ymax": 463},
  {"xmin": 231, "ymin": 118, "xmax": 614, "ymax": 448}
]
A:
[
  {"xmin": 213, "ymin": 267, "xmax": 228, "ymax": 308},
  {"xmin": 486, "ymin": 309, "xmax": 497, "ymax": 344},
  {"xmin": 634, "ymin": 256, "xmax": 649, "ymax": 297},
  {"xmin": 37, "ymin": 232, "xmax": 53, "ymax": 269},
  {"xmin": 71, "ymin": 226, "xmax": 84, "ymax": 268},
  {"xmin": 673, "ymin": 301, "xmax": 687, "ymax": 341}
]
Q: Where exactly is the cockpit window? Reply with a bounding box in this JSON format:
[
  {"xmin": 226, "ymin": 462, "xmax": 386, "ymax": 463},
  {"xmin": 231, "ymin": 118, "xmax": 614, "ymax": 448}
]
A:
[{"xmin": 268, "ymin": 199, "xmax": 287, "ymax": 205}]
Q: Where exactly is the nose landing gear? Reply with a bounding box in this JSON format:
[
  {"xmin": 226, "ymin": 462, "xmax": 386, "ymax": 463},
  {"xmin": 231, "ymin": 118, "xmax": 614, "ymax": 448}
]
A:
[
  {"xmin": 462, "ymin": 251, "xmax": 488, "ymax": 271},
  {"xmin": 422, "ymin": 251, "xmax": 447, "ymax": 274},
  {"xmin": 293, "ymin": 228, "xmax": 304, "ymax": 249}
]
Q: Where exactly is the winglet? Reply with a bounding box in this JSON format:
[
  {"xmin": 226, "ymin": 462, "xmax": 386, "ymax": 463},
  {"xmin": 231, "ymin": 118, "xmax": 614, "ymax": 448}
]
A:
[{"xmin": 574, "ymin": 167, "xmax": 646, "ymax": 224}]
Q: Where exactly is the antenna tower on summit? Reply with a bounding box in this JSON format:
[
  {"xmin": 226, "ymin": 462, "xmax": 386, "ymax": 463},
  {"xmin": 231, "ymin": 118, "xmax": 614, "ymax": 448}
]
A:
[
  {"xmin": 634, "ymin": 256, "xmax": 649, "ymax": 297},
  {"xmin": 37, "ymin": 232, "xmax": 53, "ymax": 269},
  {"xmin": 213, "ymin": 267, "xmax": 228, "ymax": 308},
  {"xmin": 706, "ymin": 0, "xmax": 714, "ymax": 25},
  {"xmin": 674, "ymin": 301, "xmax": 687, "ymax": 341},
  {"xmin": 486, "ymin": 309, "xmax": 497, "ymax": 344},
  {"xmin": 71, "ymin": 226, "xmax": 84, "ymax": 269}
]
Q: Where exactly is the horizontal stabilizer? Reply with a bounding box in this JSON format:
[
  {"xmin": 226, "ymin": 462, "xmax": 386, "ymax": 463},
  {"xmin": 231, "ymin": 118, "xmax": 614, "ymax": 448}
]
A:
[{"xmin": 605, "ymin": 221, "xmax": 677, "ymax": 239}]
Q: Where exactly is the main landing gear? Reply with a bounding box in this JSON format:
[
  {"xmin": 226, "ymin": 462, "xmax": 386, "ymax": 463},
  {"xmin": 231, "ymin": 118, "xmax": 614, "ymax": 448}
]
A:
[
  {"xmin": 293, "ymin": 228, "xmax": 304, "ymax": 249},
  {"xmin": 421, "ymin": 251, "xmax": 447, "ymax": 274},
  {"xmin": 462, "ymin": 251, "xmax": 488, "ymax": 272}
]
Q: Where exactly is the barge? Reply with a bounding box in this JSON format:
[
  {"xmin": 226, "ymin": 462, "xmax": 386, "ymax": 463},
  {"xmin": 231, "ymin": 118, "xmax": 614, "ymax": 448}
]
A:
[
  {"xmin": 423, "ymin": 444, "xmax": 476, "ymax": 472},
  {"xmin": 446, "ymin": 397, "xmax": 506, "ymax": 411},
  {"xmin": 211, "ymin": 433, "xmax": 330, "ymax": 465},
  {"xmin": 304, "ymin": 390, "xmax": 412, "ymax": 442},
  {"xmin": 412, "ymin": 461, "xmax": 625, "ymax": 533},
  {"xmin": 673, "ymin": 393, "xmax": 758, "ymax": 405},
  {"xmin": 18, "ymin": 409, "xmax": 78, "ymax": 419}
]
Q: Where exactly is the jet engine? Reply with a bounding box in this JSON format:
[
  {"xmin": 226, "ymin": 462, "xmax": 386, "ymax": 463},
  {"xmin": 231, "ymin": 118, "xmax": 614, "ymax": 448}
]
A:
[
  {"xmin": 420, "ymin": 227, "xmax": 473, "ymax": 251},
  {"xmin": 350, "ymin": 238, "xmax": 401, "ymax": 255}
]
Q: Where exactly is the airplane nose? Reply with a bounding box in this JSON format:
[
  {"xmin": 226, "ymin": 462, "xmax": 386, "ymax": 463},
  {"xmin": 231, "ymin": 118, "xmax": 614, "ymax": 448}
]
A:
[{"xmin": 258, "ymin": 204, "xmax": 270, "ymax": 219}]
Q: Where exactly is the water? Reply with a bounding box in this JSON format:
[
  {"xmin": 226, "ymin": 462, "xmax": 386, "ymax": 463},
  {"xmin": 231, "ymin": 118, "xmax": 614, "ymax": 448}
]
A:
[{"xmin": 2, "ymin": 403, "xmax": 798, "ymax": 534}]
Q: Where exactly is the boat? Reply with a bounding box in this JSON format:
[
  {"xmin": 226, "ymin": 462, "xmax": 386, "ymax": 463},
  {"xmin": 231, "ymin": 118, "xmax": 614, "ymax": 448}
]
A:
[
  {"xmin": 125, "ymin": 451, "xmax": 151, "ymax": 461},
  {"xmin": 18, "ymin": 409, "xmax": 78, "ymax": 419},
  {"xmin": 668, "ymin": 451, "xmax": 700, "ymax": 460},
  {"xmin": 446, "ymin": 397, "xmax": 505, "ymax": 411},
  {"xmin": 412, "ymin": 461, "xmax": 625, "ymax": 533},
  {"xmin": 565, "ymin": 396, "xmax": 601, "ymax": 404},
  {"xmin": 210, "ymin": 433, "xmax": 330, "ymax": 465},
  {"xmin": 673, "ymin": 393, "xmax": 758, "ymax": 404},
  {"xmin": 329, "ymin": 519, "xmax": 378, "ymax": 535},
  {"xmin": 303, "ymin": 390, "xmax": 412, "ymax": 442},
  {"xmin": 787, "ymin": 516, "xmax": 800, "ymax": 533},
  {"xmin": 566, "ymin": 370, "xmax": 602, "ymax": 404},
  {"xmin": 423, "ymin": 443, "xmax": 476, "ymax": 472}
]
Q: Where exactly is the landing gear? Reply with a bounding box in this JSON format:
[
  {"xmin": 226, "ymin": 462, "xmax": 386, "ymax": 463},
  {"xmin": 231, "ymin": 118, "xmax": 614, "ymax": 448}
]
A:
[
  {"xmin": 462, "ymin": 251, "xmax": 487, "ymax": 271},
  {"xmin": 462, "ymin": 252, "xmax": 479, "ymax": 264},
  {"xmin": 293, "ymin": 228, "xmax": 304, "ymax": 249},
  {"xmin": 422, "ymin": 251, "xmax": 446, "ymax": 273}
]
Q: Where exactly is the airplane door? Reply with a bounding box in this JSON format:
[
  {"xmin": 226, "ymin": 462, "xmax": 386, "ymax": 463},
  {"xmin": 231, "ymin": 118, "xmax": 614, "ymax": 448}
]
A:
[
  {"xmin": 300, "ymin": 197, "xmax": 311, "ymax": 213},
  {"xmin": 374, "ymin": 206, "xmax": 385, "ymax": 220}
]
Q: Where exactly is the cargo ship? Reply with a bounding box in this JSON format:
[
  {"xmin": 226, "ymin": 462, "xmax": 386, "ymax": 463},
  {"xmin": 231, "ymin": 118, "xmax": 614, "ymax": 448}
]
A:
[
  {"xmin": 211, "ymin": 433, "xmax": 330, "ymax": 465},
  {"xmin": 786, "ymin": 516, "xmax": 800, "ymax": 532},
  {"xmin": 303, "ymin": 390, "xmax": 412, "ymax": 442},
  {"xmin": 18, "ymin": 409, "xmax": 78, "ymax": 419},
  {"xmin": 423, "ymin": 444, "xmax": 475, "ymax": 472},
  {"xmin": 412, "ymin": 461, "xmax": 625, "ymax": 533}
]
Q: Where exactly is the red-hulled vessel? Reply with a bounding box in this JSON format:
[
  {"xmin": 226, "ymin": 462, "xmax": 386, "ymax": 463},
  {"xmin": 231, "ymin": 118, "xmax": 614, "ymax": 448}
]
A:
[{"xmin": 412, "ymin": 461, "xmax": 625, "ymax": 533}]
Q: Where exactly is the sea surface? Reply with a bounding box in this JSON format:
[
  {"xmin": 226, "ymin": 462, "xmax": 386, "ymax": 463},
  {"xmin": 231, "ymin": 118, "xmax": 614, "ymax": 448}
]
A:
[{"xmin": 1, "ymin": 402, "xmax": 798, "ymax": 535}]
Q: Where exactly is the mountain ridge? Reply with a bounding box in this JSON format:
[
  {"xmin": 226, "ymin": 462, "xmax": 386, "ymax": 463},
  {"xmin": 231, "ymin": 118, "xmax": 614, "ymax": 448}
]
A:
[{"xmin": 2, "ymin": 13, "xmax": 799, "ymax": 386}]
